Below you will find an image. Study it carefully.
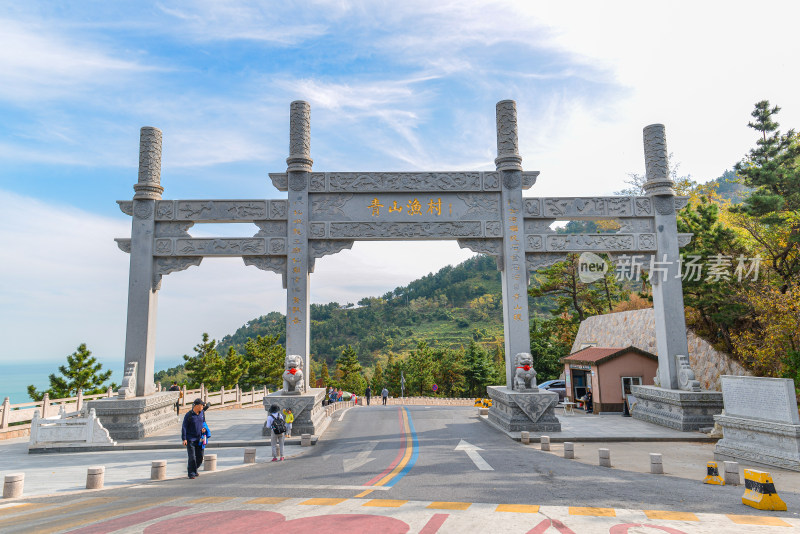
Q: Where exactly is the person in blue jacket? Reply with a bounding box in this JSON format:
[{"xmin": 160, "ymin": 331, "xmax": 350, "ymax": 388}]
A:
[{"xmin": 182, "ymin": 398, "xmax": 207, "ymax": 479}]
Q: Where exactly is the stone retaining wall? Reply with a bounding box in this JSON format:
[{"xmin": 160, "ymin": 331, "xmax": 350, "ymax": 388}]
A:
[{"xmin": 570, "ymin": 308, "xmax": 749, "ymax": 391}]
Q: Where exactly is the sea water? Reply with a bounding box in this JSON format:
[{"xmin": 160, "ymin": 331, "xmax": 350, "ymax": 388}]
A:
[{"xmin": 0, "ymin": 357, "xmax": 185, "ymax": 405}]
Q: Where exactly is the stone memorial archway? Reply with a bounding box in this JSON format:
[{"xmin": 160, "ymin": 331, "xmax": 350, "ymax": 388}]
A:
[{"xmin": 106, "ymin": 100, "xmax": 721, "ymax": 438}]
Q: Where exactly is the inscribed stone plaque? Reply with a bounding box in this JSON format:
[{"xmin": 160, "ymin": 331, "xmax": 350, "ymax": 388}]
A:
[{"xmin": 721, "ymin": 375, "xmax": 800, "ymax": 424}]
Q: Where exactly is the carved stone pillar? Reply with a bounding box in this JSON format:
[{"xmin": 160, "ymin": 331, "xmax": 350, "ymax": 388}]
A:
[
  {"xmin": 643, "ymin": 124, "xmax": 689, "ymax": 391},
  {"xmin": 285, "ymin": 101, "xmax": 312, "ymax": 389},
  {"xmin": 124, "ymin": 127, "xmax": 162, "ymax": 397},
  {"xmin": 496, "ymin": 100, "xmax": 532, "ymax": 389}
]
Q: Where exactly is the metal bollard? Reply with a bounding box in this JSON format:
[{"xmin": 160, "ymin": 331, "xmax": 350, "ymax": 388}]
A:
[
  {"xmin": 301, "ymin": 433, "xmax": 311, "ymax": 447},
  {"xmin": 203, "ymin": 454, "xmax": 217, "ymax": 471},
  {"xmin": 598, "ymin": 448, "xmax": 611, "ymax": 467},
  {"xmin": 86, "ymin": 466, "xmax": 105, "ymax": 490},
  {"xmin": 540, "ymin": 435, "xmax": 551, "ymax": 451},
  {"xmin": 151, "ymin": 460, "xmax": 167, "ymax": 480},
  {"xmin": 244, "ymin": 448, "xmax": 256, "ymax": 464},
  {"xmin": 724, "ymin": 461, "xmax": 740, "ymax": 485},
  {"xmin": 650, "ymin": 453, "xmax": 663, "ymax": 474},
  {"xmin": 3, "ymin": 473, "xmax": 24, "ymax": 498},
  {"xmin": 521, "ymin": 431, "xmax": 530, "ymax": 445},
  {"xmin": 564, "ymin": 442, "xmax": 574, "ymax": 459}
]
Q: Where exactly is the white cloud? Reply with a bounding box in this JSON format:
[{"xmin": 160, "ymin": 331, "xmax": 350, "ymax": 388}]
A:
[{"xmin": 0, "ymin": 18, "xmax": 160, "ymax": 103}]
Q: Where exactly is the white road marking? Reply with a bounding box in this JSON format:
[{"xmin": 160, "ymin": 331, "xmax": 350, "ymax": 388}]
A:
[
  {"xmin": 455, "ymin": 439, "xmax": 494, "ymax": 471},
  {"xmin": 338, "ymin": 407, "xmax": 353, "ymax": 421},
  {"xmin": 343, "ymin": 440, "xmax": 378, "ymax": 472}
]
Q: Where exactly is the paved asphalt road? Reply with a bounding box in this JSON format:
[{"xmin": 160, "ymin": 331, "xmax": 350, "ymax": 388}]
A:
[{"xmin": 4, "ymin": 405, "xmax": 799, "ymax": 533}]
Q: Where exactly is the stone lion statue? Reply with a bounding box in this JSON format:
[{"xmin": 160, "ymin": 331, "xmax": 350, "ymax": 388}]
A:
[
  {"xmin": 282, "ymin": 354, "xmax": 305, "ymax": 395},
  {"xmin": 513, "ymin": 352, "xmax": 537, "ymax": 390}
]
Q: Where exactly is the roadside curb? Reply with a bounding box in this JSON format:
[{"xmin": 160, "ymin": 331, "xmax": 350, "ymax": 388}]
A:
[{"xmin": 478, "ymin": 413, "xmax": 718, "ymax": 443}]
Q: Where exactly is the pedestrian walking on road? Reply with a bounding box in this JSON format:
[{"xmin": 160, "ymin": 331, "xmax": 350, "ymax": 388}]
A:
[
  {"xmin": 267, "ymin": 404, "xmax": 286, "ymax": 461},
  {"xmin": 365, "ymin": 385, "xmax": 371, "ymax": 406},
  {"xmin": 181, "ymin": 398, "xmax": 207, "ymax": 479},
  {"xmin": 168, "ymin": 381, "xmax": 181, "ymax": 416},
  {"xmin": 381, "ymin": 386, "xmax": 388, "ymax": 405}
]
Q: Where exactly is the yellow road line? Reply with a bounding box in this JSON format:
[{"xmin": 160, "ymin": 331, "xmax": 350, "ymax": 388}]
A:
[
  {"xmin": 354, "ymin": 489, "xmax": 374, "ymax": 498},
  {"xmin": 0, "ymin": 503, "xmax": 52, "ymax": 516},
  {"xmin": 373, "ymin": 409, "xmax": 413, "ymax": 487},
  {"xmin": 246, "ymin": 497, "xmax": 290, "ymax": 505},
  {"xmin": 299, "ymin": 498, "xmax": 348, "ymax": 506},
  {"xmin": 12, "ymin": 498, "xmax": 169, "ymax": 534},
  {"xmin": 0, "ymin": 497, "xmax": 116, "ymax": 528},
  {"xmin": 427, "ymin": 501, "xmax": 471, "ymax": 510},
  {"xmin": 186, "ymin": 496, "xmax": 235, "ymax": 504},
  {"xmin": 363, "ymin": 499, "xmax": 409, "ymax": 507},
  {"xmin": 727, "ymin": 514, "xmax": 793, "ymax": 527},
  {"xmin": 644, "ymin": 510, "xmax": 699, "ymax": 521},
  {"xmin": 496, "ymin": 504, "xmax": 540, "ymax": 513},
  {"xmin": 569, "ymin": 507, "xmax": 616, "ymax": 517}
]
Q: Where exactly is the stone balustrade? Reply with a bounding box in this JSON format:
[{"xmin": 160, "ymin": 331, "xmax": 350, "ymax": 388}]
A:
[{"xmin": 0, "ymin": 384, "xmax": 271, "ymax": 441}]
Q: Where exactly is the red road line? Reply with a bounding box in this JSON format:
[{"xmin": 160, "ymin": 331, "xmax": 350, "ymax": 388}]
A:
[
  {"xmin": 419, "ymin": 513, "xmax": 450, "ymax": 534},
  {"xmin": 364, "ymin": 407, "xmax": 405, "ymax": 486},
  {"xmin": 65, "ymin": 506, "xmax": 189, "ymax": 534}
]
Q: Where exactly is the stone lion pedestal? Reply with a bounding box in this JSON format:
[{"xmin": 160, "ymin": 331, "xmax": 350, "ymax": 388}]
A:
[
  {"xmin": 262, "ymin": 388, "xmax": 328, "ymax": 436},
  {"xmin": 486, "ymin": 386, "xmax": 561, "ymax": 433}
]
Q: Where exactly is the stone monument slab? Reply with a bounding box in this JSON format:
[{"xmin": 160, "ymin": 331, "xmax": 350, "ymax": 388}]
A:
[
  {"xmin": 714, "ymin": 376, "xmax": 800, "ymax": 471},
  {"xmin": 720, "ymin": 375, "xmax": 799, "ymax": 424}
]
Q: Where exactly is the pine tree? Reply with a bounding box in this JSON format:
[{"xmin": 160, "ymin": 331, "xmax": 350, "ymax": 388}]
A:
[
  {"xmin": 733, "ymin": 100, "xmax": 800, "ymax": 292},
  {"xmin": 677, "ymin": 198, "xmax": 752, "ymax": 352},
  {"xmin": 28, "ymin": 344, "xmax": 114, "ymax": 401},
  {"xmin": 463, "ymin": 340, "xmax": 492, "ymax": 397},
  {"xmin": 433, "ymin": 347, "xmax": 466, "ymax": 396},
  {"xmin": 220, "ymin": 347, "xmax": 247, "ymax": 388},
  {"xmin": 239, "ymin": 334, "xmax": 284, "ymax": 390},
  {"xmin": 529, "ymin": 318, "xmax": 568, "ymax": 382},
  {"xmin": 337, "ymin": 345, "xmax": 367, "ymax": 394},
  {"xmin": 406, "ymin": 341, "xmax": 435, "ymax": 395},
  {"xmin": 371, "ymin": 361, "xmax": 383, "ymax": 391},
  {"xmin": 183, "ymin": 333, "xmax": 223, "ymax": 389}
]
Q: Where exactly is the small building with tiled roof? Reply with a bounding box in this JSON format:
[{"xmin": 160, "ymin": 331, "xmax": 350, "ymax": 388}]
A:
[{"xmin": 561, "ymin": 346, "xmax": 658, "ymax": 413}]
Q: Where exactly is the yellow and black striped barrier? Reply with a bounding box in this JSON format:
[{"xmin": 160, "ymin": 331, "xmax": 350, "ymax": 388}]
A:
[
  {"xmin": 703, "ymin": 461, "xmax": 724, "ymax": 485},
  {"xmin": 474, "ymin": 398, "xmax": 483, "ymax": 407},
  {"xmin": 482, "ymin": 399, "xmax": 492, "ymax": 408},
  {"xmin": 742, "ymin": 469, "xmax": 787, "ymax": 511}
]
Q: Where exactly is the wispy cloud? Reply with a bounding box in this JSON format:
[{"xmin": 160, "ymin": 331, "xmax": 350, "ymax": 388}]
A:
[
  {"xmin": 155, "ymin": 1, "xmax": 328, "ymax": 44},
  {"xmin": 0, "ymin": 18, "xmax": 161, "ymax": 103}
]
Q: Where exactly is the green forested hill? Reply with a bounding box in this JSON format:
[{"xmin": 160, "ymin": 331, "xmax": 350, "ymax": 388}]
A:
[{"xmin": 217, "ymin": 254, "xmax": 512, "ymax": 368}]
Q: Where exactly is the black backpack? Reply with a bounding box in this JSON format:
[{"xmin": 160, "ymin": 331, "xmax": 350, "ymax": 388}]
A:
[{"xmin": 271, "ymin": 414, "xmax": 287, "ymax": 435}]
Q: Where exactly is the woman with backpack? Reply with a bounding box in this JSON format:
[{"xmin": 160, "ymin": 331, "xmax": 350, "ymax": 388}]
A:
[{"xmin": 267, "ymin": 404, "xmax": 286, "ymax": 461}]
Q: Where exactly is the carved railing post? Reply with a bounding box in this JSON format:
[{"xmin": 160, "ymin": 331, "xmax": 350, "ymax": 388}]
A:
[
  {"xmin": 1, "ymin": 397, "xmax": 9, "ymax": 430},
  {"xmin": 181, "ymin": 385, "xmax": 187, "ymax": 407},
  {"xmin": 643, "ymin": 124, "xmax": 692, "ymax": 391},
  {"xmin": 495, "ymin": 100, "xmax": 533, "ymax": 389},
  {"xmin": 220, "ymin": 386, "xmax": 225, "ymax": 407},
  {"xmin": 41, "ymin": 393, "xmax": 50, "ymax": 419},
  {"xmin": 76, "ymin": 388, "xmax": 83, "ymax": 412}
]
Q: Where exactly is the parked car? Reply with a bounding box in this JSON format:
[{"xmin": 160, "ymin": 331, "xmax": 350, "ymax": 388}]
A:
[{"xmin": 538, "ymin": 379, "xmax": 566, "ymax": 401}]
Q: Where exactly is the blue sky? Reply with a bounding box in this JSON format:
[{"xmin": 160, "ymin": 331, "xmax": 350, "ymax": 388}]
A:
[{"xmin": 2, "ymin": 1, "xmax": 799, "ymax": 372}]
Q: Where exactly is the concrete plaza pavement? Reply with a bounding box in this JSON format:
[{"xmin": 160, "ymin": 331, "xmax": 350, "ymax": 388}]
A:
[
  {"xmin": 2, "ymin": 403, "xmax": 800, "ymax": 504},
  {"xmin": 0, "ymin": 406, "xmax": 311, "ymax": 499}
]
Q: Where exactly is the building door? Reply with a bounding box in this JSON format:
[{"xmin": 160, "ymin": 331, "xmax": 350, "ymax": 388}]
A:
[{"xmin": 570, "ymin": 370, "xmax": 588, "ymax": 401}]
